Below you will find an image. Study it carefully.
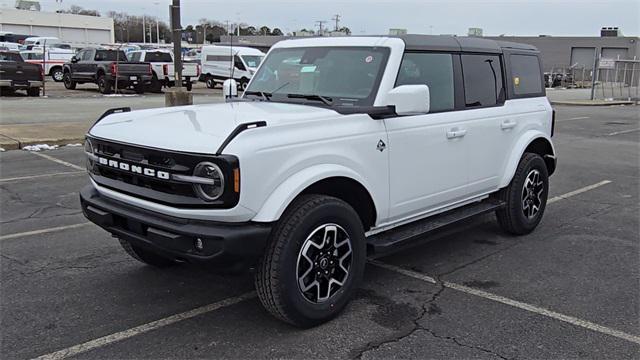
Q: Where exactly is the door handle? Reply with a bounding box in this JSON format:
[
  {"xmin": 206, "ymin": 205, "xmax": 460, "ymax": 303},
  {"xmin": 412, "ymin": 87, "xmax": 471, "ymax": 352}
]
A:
[
  {"xmin": 446, "ymin": 128, "xmax": 467, "ymax": 139},
  {"xmin": 501, "ymin": 120, "xmax": 517, "ymax": 130}
]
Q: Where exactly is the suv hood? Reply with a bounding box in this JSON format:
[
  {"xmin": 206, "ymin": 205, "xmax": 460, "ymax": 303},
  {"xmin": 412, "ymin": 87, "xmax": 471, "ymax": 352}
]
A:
[{"xmin": 89, "ymin": 101, "xmax": 339, "ymax": 154}]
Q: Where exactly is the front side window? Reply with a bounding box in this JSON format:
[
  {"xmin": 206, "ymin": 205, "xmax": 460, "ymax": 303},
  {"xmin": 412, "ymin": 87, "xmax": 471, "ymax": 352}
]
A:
[
  {"xmin": 510, "ymin": 54, "xmax": 543, "ymax": 96},
  {"xmin": 461, "ymin": 54, "xmax": 504, "ymax": 108},
  {"xmin": 246, "ymin": 46, "xmax": 390, "ymax": 107},
  {"xmin": 396, "ymin": 53, "xmax": 455, "ymax": 112},
  {"xmin": 234, "ymin": 55, "xmax": 246, "ymax": 71}
]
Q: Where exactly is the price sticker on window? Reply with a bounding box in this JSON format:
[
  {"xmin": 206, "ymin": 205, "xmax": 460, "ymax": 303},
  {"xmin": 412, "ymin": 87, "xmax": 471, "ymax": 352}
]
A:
[{"xmin": 514, "ymin": 76, "xmax": 520, "ymax": 86}]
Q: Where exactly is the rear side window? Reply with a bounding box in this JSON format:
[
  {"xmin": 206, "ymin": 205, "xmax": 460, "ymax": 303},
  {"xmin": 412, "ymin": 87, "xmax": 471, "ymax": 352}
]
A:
[
  {"xmin": 461, "ymin": 54, "xmax": 504, "ymax": 108},
  {"xmin": 396, "ymin": 53, "xmax": 455, "ymax": 112},
  {"xmin": 510, "ymin": 54, "xmax": 543, "ymax": 96}
]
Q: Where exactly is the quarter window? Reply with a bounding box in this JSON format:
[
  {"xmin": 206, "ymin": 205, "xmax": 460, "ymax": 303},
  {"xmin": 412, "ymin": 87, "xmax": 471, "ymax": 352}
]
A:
[
  {"xmin": 461, "ymin": 54, "xmax": 504, "ymax": 108},
  {"xmin": 510, "ymin": 54, "xmax": 543, "ymax": 96},
  {"xmin": 396, "ymin": 53, "xmax": 454, "ymax": 112}
]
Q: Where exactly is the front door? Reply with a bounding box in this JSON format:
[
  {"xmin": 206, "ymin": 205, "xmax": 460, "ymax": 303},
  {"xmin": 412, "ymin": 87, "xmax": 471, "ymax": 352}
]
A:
[{"xmin": 384, "ymin": 52, "xmax": 469, "ymax": 222}]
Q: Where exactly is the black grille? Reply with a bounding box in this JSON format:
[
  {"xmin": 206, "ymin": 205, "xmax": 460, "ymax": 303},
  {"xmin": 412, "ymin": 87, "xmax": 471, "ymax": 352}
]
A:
[{"xmin": 87, "ymin": 137, "xmax": 238, "ymax": 209}]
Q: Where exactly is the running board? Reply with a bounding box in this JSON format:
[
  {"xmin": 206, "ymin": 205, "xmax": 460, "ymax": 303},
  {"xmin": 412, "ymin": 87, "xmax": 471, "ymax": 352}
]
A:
[{"xmin": 367, "ymin": 198, "xmax": 505, "ymax": 254}]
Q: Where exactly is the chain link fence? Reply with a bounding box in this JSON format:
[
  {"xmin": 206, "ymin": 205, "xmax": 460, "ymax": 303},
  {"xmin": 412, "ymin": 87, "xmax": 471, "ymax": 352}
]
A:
[{"xmin": 592, "ymin": 59, "xmax": 640, "ymax": 101}]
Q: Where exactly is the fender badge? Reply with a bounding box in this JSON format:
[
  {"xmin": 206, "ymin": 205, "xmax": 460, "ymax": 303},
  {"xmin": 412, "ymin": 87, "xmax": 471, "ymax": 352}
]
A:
[{"xmin": 377, "ymin": 140, "xmax": 386, "ymax": 152}]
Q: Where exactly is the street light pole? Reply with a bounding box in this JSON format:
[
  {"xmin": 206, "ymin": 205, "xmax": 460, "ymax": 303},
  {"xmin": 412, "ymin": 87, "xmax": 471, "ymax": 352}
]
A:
[
  {"xmin": 142, "ymin": 11, "xmax": 146, "ymax": 43},
  {"xmin": 154, "ymin": 1, "xmax": 160, "ymax": 45}
]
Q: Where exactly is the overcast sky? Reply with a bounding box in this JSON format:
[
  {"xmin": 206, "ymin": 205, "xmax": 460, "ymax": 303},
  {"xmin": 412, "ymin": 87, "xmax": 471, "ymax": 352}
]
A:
[{"xmin": 2, "ymin": 0, "xmax": 638, "ymax": 36}]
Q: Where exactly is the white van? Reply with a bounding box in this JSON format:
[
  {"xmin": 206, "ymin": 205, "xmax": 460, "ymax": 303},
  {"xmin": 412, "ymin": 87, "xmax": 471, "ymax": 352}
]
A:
[
  {"xmin": 23, "ymin": 37, "xmax": 61, "ymax": 48},
  {"xmin": 200, "ymin": 45, "xmax": 265, "ymax": 90}
]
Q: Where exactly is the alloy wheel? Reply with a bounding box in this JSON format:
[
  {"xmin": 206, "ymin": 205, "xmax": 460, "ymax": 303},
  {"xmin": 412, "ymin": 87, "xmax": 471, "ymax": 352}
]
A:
[
  {"xmin": 296, "ymin": 223, "xmax": 353, "ymax": 303},
  {"xmin": 521, "ymin": 169, "xmax": 544, "ymax": 219}
]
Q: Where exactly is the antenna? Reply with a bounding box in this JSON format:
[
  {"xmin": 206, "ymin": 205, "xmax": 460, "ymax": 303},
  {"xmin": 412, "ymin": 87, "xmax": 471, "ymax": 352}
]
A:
[{"xmin": 331, "ymin": 14, "xmax": 341, "ymax": 31}]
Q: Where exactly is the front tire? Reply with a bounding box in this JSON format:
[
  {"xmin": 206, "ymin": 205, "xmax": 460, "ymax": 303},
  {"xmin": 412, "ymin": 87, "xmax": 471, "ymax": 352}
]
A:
[
  {"xmin": 496, "ymin": 153, "xmax": 549, "ymax": 235},
  {"xmin": 205, "ymin": 76, "xmax": 216, "ymax": 89},
  {"xmin": 51, "ymin": 67, "xmax": 64, "ymax": 82},
  {"xmin": 255, "ymin": 195, "xmax": 366, "ymax": 328},
  {"xmin": 118, "ymin": 238, "xmax": 176, "ymax": 268},
  {"xmin": 63, "ymin": 72, "xmax": 76, "ymax": 90}
]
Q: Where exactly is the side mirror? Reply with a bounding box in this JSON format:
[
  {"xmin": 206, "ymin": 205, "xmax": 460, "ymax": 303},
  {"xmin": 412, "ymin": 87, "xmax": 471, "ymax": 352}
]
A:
[
  {"xmin": 71, "ymin": 56, "xmax": 78, "ymax": 63},
  {"xmin": 222, "ymin": 79, "xmax": 238, "ymax": 99},
  {"xmin": 386, "ymin": 85, "xmax": 430, "ymax": 115}
]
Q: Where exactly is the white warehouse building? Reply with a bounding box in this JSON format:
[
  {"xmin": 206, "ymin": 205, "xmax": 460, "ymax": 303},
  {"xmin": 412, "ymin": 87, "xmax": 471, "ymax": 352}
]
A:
[{"xmin": 0, "ymin": 8, "xmax": 114, "ymax": 46}]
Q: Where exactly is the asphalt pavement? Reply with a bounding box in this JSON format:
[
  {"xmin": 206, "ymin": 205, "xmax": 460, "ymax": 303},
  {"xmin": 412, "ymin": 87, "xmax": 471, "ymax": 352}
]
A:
[{"xmin": 0, "ymin": 105, "xmax": 639, "ymax": 359}]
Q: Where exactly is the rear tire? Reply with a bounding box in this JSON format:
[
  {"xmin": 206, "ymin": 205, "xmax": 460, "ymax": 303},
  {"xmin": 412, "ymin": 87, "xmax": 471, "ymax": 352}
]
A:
[
  {"xmin": 496, "ymin": 153, "xmax": 549, "ymax": 235},
  {"xmin": 97, "ymin": 75, "xmax": 112, "ymax": 94},
  {"xmin": 150, "ymin": 74, "xmax": 163, "ymax": 93},
  {"xmin": 63, "ymin": 72, "xmax": 76, "ymax": 90},
  {"xmin": 255, "ymin": 195, "xmax": 366, "ymax": 328},
  {"xmin": 185, "ymin": 81, "xmax": 193, "ymax": 91},
  {"xmin": 135, "ymin": 83, "xmax": 145, "ymax": 94},
  {"xmin": 118, "ymin": 238, "xmax": 177, "ymax": 268}
]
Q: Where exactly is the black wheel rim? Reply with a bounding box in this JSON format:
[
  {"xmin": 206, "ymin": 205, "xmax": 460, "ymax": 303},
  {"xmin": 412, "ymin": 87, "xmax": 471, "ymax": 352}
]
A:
[
  {"xmin": 296, "ymin": 224, "xmax": 353, "ymax": 304},
  {"xmin": 521, "ymin": 169, "xmax": 544, "ymax": 219}
]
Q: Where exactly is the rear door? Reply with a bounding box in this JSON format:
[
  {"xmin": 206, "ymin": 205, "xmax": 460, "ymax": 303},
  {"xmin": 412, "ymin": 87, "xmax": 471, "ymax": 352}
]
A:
[{"xmin": 458, "ymin": 53, "xmax": 512, "ymax": 196}]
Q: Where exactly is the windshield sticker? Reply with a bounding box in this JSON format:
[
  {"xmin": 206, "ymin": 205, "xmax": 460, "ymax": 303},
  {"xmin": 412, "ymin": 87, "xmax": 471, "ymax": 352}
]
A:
[
  {"xmin": 365, "ymin": 55, "xmax": 374, "ymax": 63},
  {"xmin": 300, "ymin": 65, "xmax": 317, "ymax": 73}
]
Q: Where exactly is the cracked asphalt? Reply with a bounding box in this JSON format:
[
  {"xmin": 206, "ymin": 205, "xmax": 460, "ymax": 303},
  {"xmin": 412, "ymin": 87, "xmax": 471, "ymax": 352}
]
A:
[{"xmin": 1, "ymin": 105, "xmax": 639, "ymax": 359}]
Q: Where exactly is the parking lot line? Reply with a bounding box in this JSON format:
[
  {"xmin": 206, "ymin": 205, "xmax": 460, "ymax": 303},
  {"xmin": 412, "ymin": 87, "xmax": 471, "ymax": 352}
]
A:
[
  {"xmin": 547, "ymin": 180, "xmax": 611, "ymax": 204},
  {"xmin": 558, "ymin": 116, "xmax": 590, "ymax": 122},
  {"xmin": 606, "ymin": 128, "xmax": 640, "ymax": 136},
  {"xmin": 32, "ymin": 291, "xmax": 257, "ymax": 360},
  {"xmin": 30, "ymin": 152, "xmax": 85, "ymax": 171},
  {"xmin": 0, "ymin": 171, "xmax": 85, "ymax": 183},
  {"xmin": 370, "ymin": 261, "xmax": 640, "ymax": 345},
  {"xmin": 0, "ymin": 223, "xmax": 91, "ymax": 241}
]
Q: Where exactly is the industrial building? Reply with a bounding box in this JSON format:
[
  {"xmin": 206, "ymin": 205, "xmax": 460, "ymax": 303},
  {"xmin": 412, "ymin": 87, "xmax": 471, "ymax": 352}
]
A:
[
  {"xmin": 217, "ymin": 28, "xmax": 639, "ymax": 75},
  {"xmin": 0, "ymin": 8, "xmax": 114, "ymax": 47}
]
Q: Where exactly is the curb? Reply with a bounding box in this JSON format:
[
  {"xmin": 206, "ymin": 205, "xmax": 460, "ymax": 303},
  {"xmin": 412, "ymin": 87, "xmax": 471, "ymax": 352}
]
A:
[{"xmin": 0, "ymin": 137, "xmax": 85, "ymax": 151}]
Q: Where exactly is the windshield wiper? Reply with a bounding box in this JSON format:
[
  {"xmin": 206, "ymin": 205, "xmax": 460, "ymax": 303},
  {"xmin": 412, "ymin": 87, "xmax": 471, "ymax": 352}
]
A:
[
  {"xmin": 286, "ymin": 94, "xmax": 333, "ymax": 106},
  {"xmin": 244, "ymin": 90, "xmax": 272, "ymax": 101}
]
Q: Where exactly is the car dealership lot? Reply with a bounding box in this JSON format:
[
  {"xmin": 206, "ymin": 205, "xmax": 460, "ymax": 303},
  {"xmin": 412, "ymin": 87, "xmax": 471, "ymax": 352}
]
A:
[{"xmin": 0, "ymin": 105, "xmax": 638, "ymax": 359}]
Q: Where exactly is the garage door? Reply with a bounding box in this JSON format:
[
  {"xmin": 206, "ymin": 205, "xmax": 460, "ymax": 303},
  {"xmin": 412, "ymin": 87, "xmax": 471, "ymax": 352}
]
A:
[{"xmin": 570, "ymin": 47, "xmax": 596, "ymax": 68}]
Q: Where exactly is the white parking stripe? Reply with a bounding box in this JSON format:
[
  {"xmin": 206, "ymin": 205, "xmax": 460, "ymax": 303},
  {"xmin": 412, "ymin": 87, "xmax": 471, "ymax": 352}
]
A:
[
  {"xmin": 547, "ymin": 180, "xmax": 611, "ymax": 204},
  {"xmin": 0, "ymin": 223, "xmax": 91, "ymax": 241},
  {"xmin": 372, "ymin": 262, "xmax": 640, "ymax": 345},
  {"xmin": 558, "ymin": 116, "xmax": 590, "ymax": 121},
  {"xmin": 32, "ymin": 292, "xmax": 257, "ymax": 360},
  {"xmin": 31, "ymin": 152, "xmax": 85, "ymax": 171},
  {"xmin": 0, "ymin": 171, "xmax": 85, "ymax": 183},
  {"xmin": 606, "ymin": 128, "xmax": 640, "ymax": 136}
]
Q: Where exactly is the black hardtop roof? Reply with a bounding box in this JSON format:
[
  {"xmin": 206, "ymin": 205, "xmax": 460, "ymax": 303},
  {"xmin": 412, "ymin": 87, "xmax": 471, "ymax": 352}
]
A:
[{"xmin": 391, "ymin": 34, "xmax": 539, "ymax": 53}]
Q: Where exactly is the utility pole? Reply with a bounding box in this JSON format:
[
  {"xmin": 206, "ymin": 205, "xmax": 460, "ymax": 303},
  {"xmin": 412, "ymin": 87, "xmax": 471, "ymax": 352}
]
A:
[
  {"xmin": 166, "ymin": 0, "xmax": 192, "ymax": 106},
  {"xmin": 331, "ymin": 14, "xmax": 341, "ymax": 31},
  {"xmin": 315, "ymin": 20, "xmax": 327, "ymax": 36},
  {"xmin": 142, "ymin": 13, "xmax": 146, "ymax": 43},
  {"xmin": 154, "ymin": 1, "xmax": 160, "ymax": 44}
]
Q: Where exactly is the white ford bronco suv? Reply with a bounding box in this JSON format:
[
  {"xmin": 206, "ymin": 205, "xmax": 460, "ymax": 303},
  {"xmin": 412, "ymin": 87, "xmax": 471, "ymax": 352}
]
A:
[{"xmin": 80, "ymin": 35, "xmax": 556, "ymax": 327}]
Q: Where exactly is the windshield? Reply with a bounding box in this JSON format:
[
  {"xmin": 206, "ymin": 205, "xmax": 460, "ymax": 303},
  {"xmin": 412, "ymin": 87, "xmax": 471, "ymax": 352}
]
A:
[
  {"xmin": 145, "ymin": 51, "xmax": 173, "ymax": 62},
  {"xmin": 241, "ymin": 55, "xmax": 263, "ymax": 68},
  {"xmin": 95, "ymin": 50, "xmax": 128, "ymax": 61},
  {"xmin": 245, "ymin": 47, "xmax": 390, "ymax": 107}
]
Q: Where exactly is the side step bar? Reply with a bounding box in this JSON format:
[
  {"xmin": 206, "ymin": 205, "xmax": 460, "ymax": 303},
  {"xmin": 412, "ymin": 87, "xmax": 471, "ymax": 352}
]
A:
[{"xmin": 367, "ymin": 198, "xmax": 505, "ymax": 254}]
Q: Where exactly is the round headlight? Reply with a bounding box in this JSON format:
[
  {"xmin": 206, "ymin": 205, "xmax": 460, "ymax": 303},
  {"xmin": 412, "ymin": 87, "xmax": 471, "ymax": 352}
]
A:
[{"xmin": 193, "ymin": 162, "xmax": 225, "ymax": 201}]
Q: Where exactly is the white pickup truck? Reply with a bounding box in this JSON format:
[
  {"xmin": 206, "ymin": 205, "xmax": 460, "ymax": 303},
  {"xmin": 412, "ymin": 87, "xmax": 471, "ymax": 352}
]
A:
[
  {"xmin": 128, "ymin": 49, "xmax": 200, "ymax": 92},
  {"xmin": 81, "ymin": 35, "xmax": 556, "ymax": 328}
]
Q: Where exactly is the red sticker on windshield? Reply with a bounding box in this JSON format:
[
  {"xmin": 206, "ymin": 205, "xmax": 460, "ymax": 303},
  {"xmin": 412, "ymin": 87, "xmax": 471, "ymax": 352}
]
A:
[{"xmin": 365, "ymin": 55, "xmax": 374, "ymax": 63}]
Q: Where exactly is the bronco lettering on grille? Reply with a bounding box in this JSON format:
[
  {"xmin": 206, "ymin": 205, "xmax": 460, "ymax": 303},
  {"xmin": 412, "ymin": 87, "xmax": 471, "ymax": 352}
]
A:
[{"xmin": 98, "ymin": 157, "xmax": 170, "ymax": 179}]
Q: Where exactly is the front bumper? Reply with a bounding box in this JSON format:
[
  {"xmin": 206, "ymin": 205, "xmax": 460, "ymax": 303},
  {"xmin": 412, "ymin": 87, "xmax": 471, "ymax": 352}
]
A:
[{"xmin": 80, "ymin": 185, "xmax": 271, "ymax": 266}]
